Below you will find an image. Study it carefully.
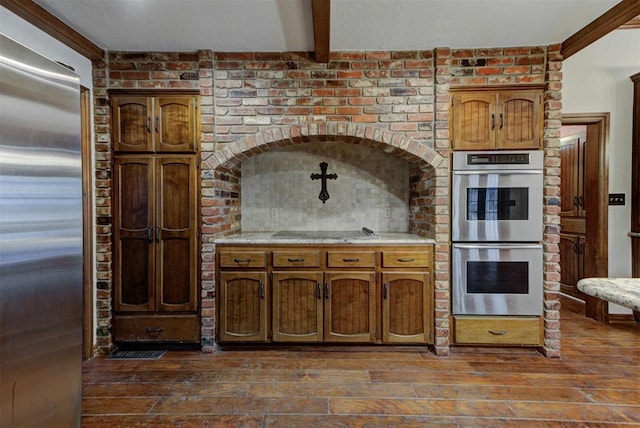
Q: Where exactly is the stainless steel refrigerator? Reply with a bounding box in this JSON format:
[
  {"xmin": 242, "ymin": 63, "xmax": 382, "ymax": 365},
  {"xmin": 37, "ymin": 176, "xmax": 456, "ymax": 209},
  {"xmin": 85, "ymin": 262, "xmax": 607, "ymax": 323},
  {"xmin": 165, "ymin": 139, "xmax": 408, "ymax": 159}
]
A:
[{"xmin": 0, "ymin": 34, "xmax": 82, "ymax": 427}]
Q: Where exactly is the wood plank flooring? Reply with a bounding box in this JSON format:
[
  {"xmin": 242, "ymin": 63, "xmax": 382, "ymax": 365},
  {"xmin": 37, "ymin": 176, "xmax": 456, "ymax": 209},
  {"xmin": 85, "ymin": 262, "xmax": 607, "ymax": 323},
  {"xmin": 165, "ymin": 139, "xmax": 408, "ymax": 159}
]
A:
[{"xmin": 82, "ymin": 307, "xmax": 640, "ymax": 427}]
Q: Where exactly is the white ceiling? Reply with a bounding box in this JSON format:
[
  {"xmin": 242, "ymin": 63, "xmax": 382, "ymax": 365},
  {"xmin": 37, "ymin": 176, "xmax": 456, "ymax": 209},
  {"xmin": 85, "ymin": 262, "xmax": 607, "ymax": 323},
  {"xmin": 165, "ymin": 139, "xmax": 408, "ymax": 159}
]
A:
[{"xmin": 34, "ymin": 0, "xmax": 622, "ymax": 53}]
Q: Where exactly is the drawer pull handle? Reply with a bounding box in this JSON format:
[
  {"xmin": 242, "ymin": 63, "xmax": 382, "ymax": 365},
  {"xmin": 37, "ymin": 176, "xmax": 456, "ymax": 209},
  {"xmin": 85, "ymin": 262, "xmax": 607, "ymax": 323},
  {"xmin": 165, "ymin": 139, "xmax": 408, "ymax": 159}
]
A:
[
  {"xmin": 383, "ymin": 283, "xmax": 389, "ymax": 299},
  {"xmin": 397, "ymin": 258, "xmax": 415, "ymax": 262},
  {"xmin": 342, "ymin": 258, "xmax": 360, "ymax": 262},
  {"xmin": 233, "ymin": 258, "xmax": 251, "ymax": 263},
  {"xmin": 145, "ymin": 327, "xmax": 164, "ymax": 334},
  {"xmin": 317, "ymin": 283, "xmax": 322, "ymax": 299},
  {"xmin": 259, "ymin": 282, "xmax": 265, "ymax": 299},
  {"xmin": 488, "ymin": 330, "xmax": 507, "ymax": 336},
  {"xmin": 325, "ymin": 283, "xmax": 330, "ymax": 300},
  {"xmin": 288, "ymin": 257, "xmax": 305, "ymax": 262}
]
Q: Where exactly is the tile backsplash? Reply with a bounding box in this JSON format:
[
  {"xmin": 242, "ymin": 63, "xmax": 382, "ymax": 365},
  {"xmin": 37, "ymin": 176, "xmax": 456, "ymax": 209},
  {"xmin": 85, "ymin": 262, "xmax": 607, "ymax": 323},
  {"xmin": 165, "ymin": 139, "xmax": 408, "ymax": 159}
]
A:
[{"xmin": 241, "ymin": 142, "xmax": 409, "ymax": 232}]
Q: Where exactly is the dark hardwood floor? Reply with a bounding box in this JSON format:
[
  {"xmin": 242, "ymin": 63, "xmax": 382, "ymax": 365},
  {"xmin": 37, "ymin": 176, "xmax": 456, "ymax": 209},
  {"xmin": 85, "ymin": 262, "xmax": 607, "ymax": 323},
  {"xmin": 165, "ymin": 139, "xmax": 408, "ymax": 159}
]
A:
[{"xmin": 82, "ymin": 307, "xmax": 640, "ymax": 427}]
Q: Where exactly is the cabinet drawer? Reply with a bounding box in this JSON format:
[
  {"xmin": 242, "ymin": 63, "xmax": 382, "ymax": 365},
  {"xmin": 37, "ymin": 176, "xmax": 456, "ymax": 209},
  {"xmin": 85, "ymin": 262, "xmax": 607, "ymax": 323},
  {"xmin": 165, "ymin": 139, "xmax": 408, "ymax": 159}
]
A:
[
  {"xmin": 219, "ymin": 251, "xmax": 267, "ymax": 268},
  {"xmin": 382, "ymin": 250, "xmax": 431, "ymax": 268},
  {"xmin": 327, "ymin": 251, "xmax": 375, "ymax": 268},
  {"xmin": 453, "ymin": 316, "xmax": 541, "ymax": 345},
  {"xmin": 273, "ymin": 250, "xmax": 320, "ymax": 267},
  {"xmin": 114, "ymin": 315, "xmax": 199, "ymax": 342}
]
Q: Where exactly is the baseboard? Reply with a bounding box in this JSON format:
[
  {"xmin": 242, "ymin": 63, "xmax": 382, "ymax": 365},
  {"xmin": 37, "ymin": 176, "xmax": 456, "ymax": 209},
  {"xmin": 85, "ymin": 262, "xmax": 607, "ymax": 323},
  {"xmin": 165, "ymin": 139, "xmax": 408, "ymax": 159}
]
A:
[{"xmin": 560, "ymin": 293, "xmax": 585, "ymax": 314}]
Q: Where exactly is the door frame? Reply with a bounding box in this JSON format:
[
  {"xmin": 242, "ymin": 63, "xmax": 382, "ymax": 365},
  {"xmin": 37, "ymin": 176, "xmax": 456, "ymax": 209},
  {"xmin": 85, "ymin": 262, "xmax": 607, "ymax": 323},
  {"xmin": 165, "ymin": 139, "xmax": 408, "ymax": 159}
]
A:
[
  {"xmin": 561, "ymin": 113, "xmax": 609, "ymax": 321},
  {"xmin": 81, "ymin": 86, "xmax": 94, "ymax": 360}
]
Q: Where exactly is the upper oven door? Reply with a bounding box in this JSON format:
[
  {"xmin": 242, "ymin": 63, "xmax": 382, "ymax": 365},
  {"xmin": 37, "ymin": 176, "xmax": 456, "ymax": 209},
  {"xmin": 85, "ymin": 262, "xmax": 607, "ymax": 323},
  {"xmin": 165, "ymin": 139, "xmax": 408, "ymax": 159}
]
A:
[{"xmin": 452, "ymin": 169, "xmax": 543, "ymax": 242}]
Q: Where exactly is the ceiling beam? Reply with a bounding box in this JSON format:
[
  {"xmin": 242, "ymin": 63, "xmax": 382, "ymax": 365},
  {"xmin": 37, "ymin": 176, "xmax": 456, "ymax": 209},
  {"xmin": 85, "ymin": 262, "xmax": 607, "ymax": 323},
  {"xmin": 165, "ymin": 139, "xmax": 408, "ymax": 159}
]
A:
[
  {"xmin": 311, "ymin": 0, "xmax": 331, "ymax": 63},
  {"xmin": 0, "ymin": 0, "xmax": 104, "ymax": 61},
  {"xmin": 561, "ymin": 0, "xmax": 640, "ymax": 60}
]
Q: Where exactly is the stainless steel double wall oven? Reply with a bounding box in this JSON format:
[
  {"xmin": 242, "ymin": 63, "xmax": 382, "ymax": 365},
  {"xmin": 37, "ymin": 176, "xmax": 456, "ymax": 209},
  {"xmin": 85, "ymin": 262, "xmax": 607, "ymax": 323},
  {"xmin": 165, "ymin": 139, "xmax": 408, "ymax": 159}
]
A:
[{"xmin": 452, "ymin": 151, "xmax": 544, "ymax": 316}]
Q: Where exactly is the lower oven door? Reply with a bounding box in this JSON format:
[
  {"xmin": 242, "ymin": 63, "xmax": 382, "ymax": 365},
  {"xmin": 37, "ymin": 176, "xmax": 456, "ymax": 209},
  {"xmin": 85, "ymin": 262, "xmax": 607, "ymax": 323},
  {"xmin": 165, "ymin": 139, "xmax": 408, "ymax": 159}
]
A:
[{"xmin": 452, "ymin": 243, "xmax": 543, "ymax": 316}]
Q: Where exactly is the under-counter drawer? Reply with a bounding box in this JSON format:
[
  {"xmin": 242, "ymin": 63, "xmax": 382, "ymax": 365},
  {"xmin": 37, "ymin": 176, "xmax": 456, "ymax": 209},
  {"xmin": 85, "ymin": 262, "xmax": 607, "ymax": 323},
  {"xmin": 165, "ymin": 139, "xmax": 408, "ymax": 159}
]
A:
[
  {"xmin": 382, "ymin": 250, "xmax": 431, "ymax": 268},
  {"xmin": 219, "ymin": 250, "xmax": 267, "ymax": 268},
  {"xmin": 327, "ymin": 251, "xmax": 375, "ymax": 268},
  {"xmin": 114, "ymin": 315, "xmax": 199, "ymax": 343},
  {"xmin": 273, "ymin": 250, "xmax": 321, "ymax": 267},
  {"xmin": 453, "ymin": 316, "xmax": 542, "ymax": 345}
]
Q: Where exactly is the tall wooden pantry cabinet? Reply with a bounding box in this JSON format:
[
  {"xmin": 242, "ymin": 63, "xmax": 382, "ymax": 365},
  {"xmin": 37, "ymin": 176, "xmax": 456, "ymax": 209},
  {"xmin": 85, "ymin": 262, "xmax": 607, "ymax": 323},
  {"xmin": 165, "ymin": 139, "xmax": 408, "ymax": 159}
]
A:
[{"xmin": 111, "ymin": 91, "xmax": 200, "ymax": 343}]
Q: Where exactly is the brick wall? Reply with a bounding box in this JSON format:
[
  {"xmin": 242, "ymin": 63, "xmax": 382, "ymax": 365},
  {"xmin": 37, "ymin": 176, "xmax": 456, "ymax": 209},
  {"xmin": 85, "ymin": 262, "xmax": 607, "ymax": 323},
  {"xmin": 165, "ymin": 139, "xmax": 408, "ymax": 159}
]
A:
[{"xmin": 92, "ymin": 45, "xmax": 561, "ymax": 358}]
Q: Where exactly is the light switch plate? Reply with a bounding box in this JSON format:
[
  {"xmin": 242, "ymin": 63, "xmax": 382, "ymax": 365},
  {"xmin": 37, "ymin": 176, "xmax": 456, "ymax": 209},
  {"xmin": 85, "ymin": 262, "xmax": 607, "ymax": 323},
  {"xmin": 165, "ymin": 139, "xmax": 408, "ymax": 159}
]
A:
[{"xmin": 608, "ymin": 193, "xmax": 625, "ymax": 206}]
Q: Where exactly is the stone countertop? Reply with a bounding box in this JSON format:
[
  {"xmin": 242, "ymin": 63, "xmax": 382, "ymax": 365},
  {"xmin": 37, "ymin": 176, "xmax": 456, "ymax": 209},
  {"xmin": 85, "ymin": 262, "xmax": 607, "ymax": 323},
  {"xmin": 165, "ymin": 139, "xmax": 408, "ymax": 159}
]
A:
[
  {"xmin": 577, "ymin": 278, "xmax": 640, "ymax": 312},
  {"xmin": 214, "ymin": 231, "xmax": 436, "ymax": 245}
]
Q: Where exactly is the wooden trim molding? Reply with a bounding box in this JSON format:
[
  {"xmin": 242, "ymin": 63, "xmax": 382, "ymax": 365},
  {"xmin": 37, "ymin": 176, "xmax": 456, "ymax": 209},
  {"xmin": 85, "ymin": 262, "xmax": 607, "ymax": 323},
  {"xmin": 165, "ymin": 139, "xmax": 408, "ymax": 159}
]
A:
[
  {"xmin": 620, "ymin": 14, "xmax": 640, "ymax": 29},
  {"xmin": 561, "ymin": 0, "xmax": 640, "ymax": 60},
  {"xmin": 311, "ymin": 0, "xmax": 331, "ymax": 63},
  {"xmin": 0, "ymin": 0, "xmax": 104, "ymax": 60},
  {"xmin": 562, "ymin": 113, "xmax": 610, "ymax": 322}
]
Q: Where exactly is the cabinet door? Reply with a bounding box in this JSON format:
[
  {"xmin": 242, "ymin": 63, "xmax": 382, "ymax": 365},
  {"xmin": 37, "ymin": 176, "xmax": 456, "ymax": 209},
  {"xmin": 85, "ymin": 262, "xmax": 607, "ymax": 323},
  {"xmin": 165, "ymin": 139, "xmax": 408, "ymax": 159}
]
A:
[
  {"xmin": 113, "ymin": 156, "xmax": 155, "ymax": 311},
  {"xmin": 324, "ymin": 272, "xmax": 376, "ymax": 343},
  {"xmin": 272, "ymin": 272, "xmax": 323, "ymax": 342},
  {"xmin": 559, "ymin": 233, "xmax": 585, "ymax": 298},
  {"xmin": 155, "ymin": 156, "xmax": 198, "ymax": 311},
  {"xmin": 560, "ymin": 133, "xmax": 587, "ymax": 219},
  {"xmin": 452, "ymin": 92, "xmax": 496, "ymax": 150},
  {"xmin": 155, "ymin": 96, "xmax": 198, "ymax": 153},
  {"xmin": 382, "ymin": 272, "xmax": 432, "ymax": 344},
  {"xmin": 218, "ymin": 272, "xmax": 268, "ymax": 342},
  {"xmin": 496, "ymin": 90, "xmax": 542, "ymax": 150},
  {"xmin": 112, "ymin": 96, "xmax": 154, "ymax": 152}
]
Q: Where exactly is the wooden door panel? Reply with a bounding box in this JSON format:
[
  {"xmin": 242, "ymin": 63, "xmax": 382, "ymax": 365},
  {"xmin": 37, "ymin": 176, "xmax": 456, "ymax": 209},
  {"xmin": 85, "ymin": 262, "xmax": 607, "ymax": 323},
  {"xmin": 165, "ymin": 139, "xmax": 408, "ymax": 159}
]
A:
[
  {"xmin": 114, "ymin": 157, "xmax": 155, "ymax": 311},
  {"xmin": 324, "ymin": 272, "xmax": 375, "ymax": 343},
  {"xmin": 272, "ymin": 272, "xmax": 323, "ymax": 342},
  {"xmin": 156, "ymin": 156, "xmax": 198, "ymax": 311},
  {"xmin": 155, "ymin": 96, "xmax": 198, "ymax": 152},
  {"xmin": 560, "ymin": 134, "xmax": 582, "ymax": 217},
  {"xmin": 382, "ymin": 272, "xmax": 431, "ymax": 344},
  {"xmin": 559, "ymin": 233, "xmax": 581, "ymax": 298},
  {"xmin": 497, "ymin": 91, "xmax": 541, "ymax": 149},
  {"xmin": 112, "ymin": 96, "xmax": 153, "ymax": 152},
  {"xmin": 452, "ymin": 93, "xmax": 495, "ymax": 150},
  {"xmin": 219, "ymin": 272, "xmax": 267, "ymax": 342}
]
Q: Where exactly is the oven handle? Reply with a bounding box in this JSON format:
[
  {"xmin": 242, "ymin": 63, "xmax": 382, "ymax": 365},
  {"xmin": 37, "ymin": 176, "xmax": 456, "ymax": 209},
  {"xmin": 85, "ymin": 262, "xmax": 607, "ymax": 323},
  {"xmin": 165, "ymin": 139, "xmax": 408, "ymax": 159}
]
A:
[
  {"xmin": 453, "ymin": 243, "xmax": 543, "ymax": 250},
  {"xmin": 452, "ymin": 170, "xmax": 542, "ymax": 175}
]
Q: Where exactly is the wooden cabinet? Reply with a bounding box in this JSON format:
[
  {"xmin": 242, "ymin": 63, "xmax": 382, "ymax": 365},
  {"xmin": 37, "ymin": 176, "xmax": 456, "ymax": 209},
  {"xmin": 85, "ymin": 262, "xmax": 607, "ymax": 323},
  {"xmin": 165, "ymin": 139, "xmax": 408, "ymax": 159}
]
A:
[
  {"xmin": 453, "ymin": 316, "xmax": 542, "ymax": 346},
  {"xmin": 560, "ymin": 132, "xmax": 587, "ymax": 220},
  {"xmin": 560, "ymin": 233, "xmax": 586, "ymax": 298},
  {"xmin": 324, "ymin": 272, "xmax": 376, "ymax": 342},
  {"xmin": 218, "ymin": 272, "xmax": 268, "ymax": 342},
  {"xmin": 113, "ymin": 154, "xmax": 199, "ymax": 343},
  {"xmin": 451, "ymin": 87, "xmax": 543, "ymax": 150},
  {"xmin": 217, "ymin": 244, "xmax": 433, "ymax": 345},
  {"xmin": 112, "ymin": 92, "xmax": 199, "ymax": 153},
  {"xmin": 559, "ymin": 131, "xmax": 588, "ymax": 299}
]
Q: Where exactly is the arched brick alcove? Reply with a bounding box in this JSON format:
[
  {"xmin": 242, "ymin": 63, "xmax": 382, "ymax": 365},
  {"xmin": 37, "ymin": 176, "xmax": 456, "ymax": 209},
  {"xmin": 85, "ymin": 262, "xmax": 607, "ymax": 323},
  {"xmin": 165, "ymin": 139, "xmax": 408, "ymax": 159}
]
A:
[{"xmin": 199, "ymin": 123, "xmax": 452, "ymax": 355}]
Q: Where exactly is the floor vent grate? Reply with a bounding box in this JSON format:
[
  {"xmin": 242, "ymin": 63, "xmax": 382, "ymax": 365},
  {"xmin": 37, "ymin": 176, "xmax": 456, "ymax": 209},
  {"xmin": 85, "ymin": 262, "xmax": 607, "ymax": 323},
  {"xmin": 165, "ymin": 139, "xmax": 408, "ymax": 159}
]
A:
[{"xmin": 107, "ymin": 350, "xmax": 165, "ymax": 360}]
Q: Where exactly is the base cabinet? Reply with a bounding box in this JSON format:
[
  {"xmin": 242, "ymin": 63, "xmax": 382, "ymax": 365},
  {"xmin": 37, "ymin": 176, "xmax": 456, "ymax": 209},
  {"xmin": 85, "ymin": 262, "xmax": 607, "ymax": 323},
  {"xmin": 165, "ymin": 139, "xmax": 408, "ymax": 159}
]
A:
[
  {"xmin": 453, "ymin": 316, "xmax": 542, "ymax": 346},
  {"xmin": 217, "ymin": 244, "xmax": 433, "ymax": 345}
]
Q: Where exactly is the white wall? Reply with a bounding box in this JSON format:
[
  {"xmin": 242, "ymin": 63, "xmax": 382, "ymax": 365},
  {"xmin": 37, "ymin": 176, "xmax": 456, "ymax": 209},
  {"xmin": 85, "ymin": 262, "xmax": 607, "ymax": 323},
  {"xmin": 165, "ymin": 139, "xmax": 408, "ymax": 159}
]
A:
[
  {"xmin": 562, "ymin": 28, "xmax": 640, "ymax": 313},
  {"xmin": 1, "ymin": 7, "xmax": 93, "ymax": 87}
]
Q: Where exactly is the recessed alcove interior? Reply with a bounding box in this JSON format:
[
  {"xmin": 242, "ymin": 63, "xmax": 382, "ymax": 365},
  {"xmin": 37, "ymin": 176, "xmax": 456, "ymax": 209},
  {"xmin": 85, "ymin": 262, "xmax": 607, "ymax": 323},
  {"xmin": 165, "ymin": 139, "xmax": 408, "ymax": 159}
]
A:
[{"xmin": 215, "ymin": 139, "xmax": 437, "ymax": 239}]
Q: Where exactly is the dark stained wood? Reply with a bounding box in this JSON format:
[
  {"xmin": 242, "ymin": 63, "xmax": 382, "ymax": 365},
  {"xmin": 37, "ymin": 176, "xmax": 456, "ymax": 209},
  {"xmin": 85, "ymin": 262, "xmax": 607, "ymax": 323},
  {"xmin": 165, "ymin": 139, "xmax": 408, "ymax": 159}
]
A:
[
  {"xmin": 631, "ymin": 73, "xmax": 640, "ymax": 278},
  {"xmin": 559, "ymin": 132, "xmax": 586, "ymax": 219},
  {"xmin": 218, "ymin": 272, "xmax": 268, "ymax": 342},
  {"xmin": 0, "ymin": 0, "xmax": 104, "ymax": 60},
  {"xmin": 272, "ymin": 271, "xmax": 323, "ymax": 342},
  {"xmin": 81, "ymin": 87, "xmax": 94, "ymax": 360},
  {"xmin": 324, "ymin": 272, "xmax": 376, "ymax": 342},
  {"xmin": 82, "ymin": 305, "xmax": 640, "ymax": 426},
  {"xmin": 562, "ymin": 114, "xmax": 609, "ymax": 321},
  {"xmin": 559, "ymin": 233, "xmax": 585, "ymax": 299},
  {"xmin": 382, "ymin": 272, "xmax": 432, "ymax": 343},
  {"xmin": 112, "ymin": 94, "xmax": 199, "ymax": 153},
  {"xmin": 561, "ymin": 0, "xmax": 640, "ymax": 60},
  {"xmin": 311, "ymin": 0, "xmax": 331, "ymax": 63}
]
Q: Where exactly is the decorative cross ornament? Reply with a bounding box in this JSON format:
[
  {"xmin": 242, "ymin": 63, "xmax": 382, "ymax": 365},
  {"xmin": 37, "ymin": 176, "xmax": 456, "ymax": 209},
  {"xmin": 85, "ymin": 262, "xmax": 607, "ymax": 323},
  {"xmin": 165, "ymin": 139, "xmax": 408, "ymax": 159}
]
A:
[{"xmin": 310, "ymin": 162, "xmax": 338, "ymax": 203}]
